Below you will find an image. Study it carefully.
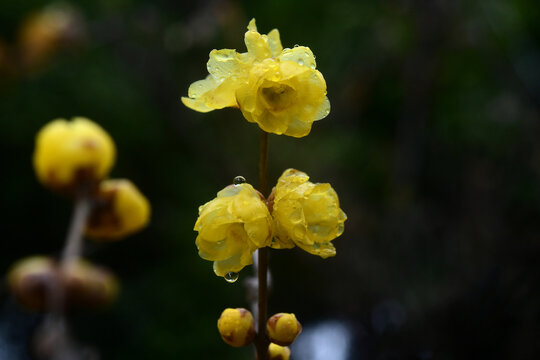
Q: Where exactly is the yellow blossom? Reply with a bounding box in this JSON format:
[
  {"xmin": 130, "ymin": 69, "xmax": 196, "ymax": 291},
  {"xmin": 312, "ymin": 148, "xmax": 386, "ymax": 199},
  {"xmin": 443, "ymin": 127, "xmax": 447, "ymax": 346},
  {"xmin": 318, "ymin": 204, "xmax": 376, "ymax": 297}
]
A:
[
  {"xmin": 86, "ymin": 179, "xmax": 151, "ymax": 240},
  {"xmin": 181, "ymin": 19, "xmax": 330, "ymax": 137},
  {"xmin": 266, "ymin": 313, "xmax": 302, "ymax": 346},
  {"xmin": 33, "ymin": 117, "xmax": 115, "ymax": 191},
  {"xmin": 194, "ymin": 183, "xmax": 273, "ymax": 277},
  {"xmin": 270, "ymin": 169, "xmax": 346, "ymax": 257},
  {"xmin": 217, "ymin": 308, "xmax": 255, "ymax": 347},
  {"xmin": 268, "ymin": 343, "xmax": 291, "ymax": 360}
]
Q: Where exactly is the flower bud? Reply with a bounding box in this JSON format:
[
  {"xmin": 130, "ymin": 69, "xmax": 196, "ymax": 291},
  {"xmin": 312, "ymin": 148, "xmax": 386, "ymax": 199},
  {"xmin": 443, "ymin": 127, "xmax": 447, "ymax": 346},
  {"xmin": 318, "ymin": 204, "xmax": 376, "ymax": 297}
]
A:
[
  {"xmin": 85, "ymin": 179, "xmax": 150, "ymax": 240},
  {"xmin": 33, "ymin": 117, "xmax": 115, "ymax": 192},
  {"xmin": 61, "ymin": 259, "xmax": 119, "ymax": 309},
  {"xmin": 7, "ymin": 256, "xmax": 58, "ymax": 311},
  {"xmin": 268, "ymin": 343, "xmax": 291, "ymax": 360},
  {"xmin": 217, "ymin": 308, "xmax": 255, "ymax": 347},
  {"xmin": 266, "ymin": 313, "xmax": 302, "ymax": 346}
]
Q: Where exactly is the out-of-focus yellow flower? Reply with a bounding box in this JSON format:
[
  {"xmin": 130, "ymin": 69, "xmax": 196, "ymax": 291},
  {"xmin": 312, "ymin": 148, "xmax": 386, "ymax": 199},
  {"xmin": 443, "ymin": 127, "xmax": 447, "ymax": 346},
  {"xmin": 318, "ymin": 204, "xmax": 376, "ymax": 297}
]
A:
[
  {"xmin": 61, "ymin": 259, "xmax": 119, "ymax": 309},
  {"xmin": 217, "ymin": 308, "xmax": 255, "ymax": 347},
  {"xmin": 7, "ymin": 256, "xmax": 57, "ymax": 311},
  {"xmin": 18, "ymin": 4, "xmax": 84, "ymax": 71},
  {"xmin": 86, "ymin": 179, "xmax": 150, "ymax": 240},
  {"xmin": 33, "ymin": 117, "xmax": 116, "ymax": 191},
  {"xmin": 268, "ymin": 343, "xmax": 291, "ymax": 360},
  {"xmin": 194, "ymin": 183, "xmax": 273, "ymax": 277},
  {"xmin": 181, "ymin": 19, "xmax": 330, "ymax": 138},
  {"xmin": 270, "ymin": 169, "xmax": 346, "ymax": 257},
  {"xmin": 266, "ymin": 313, "xmax": 302, "ymax": 346}
]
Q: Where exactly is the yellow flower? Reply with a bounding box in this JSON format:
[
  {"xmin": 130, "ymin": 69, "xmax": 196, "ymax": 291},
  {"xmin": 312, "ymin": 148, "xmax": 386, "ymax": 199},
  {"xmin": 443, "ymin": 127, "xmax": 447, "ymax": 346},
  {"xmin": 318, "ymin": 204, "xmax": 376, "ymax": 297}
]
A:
[
  {"xmin": 217, "ymin": 308, "xmax": 255, "ymax": 347},
  {"xmin": 33, "ymin": 117, "xmax": 116, "ymax": 191},
  {"xmin": 86, "ymin": 179, "xmax": 151, "ymax": 240},
  {"xmin": 194, "ymin": 183, "xmax": 273, "ymax": 277},
  {"xmin": 181, "ymin": 19, "xmax": 330, "ymax": 138},
  {"xmin": 268, "ymin": 343, "xmax": 291, "ymax": 360},
  {"xmin": 266, "ymin": 313, "xmax": 302, "ymax": 346},
  {"xmin": 270, "ymin": 169, "xmax": 347, "ymax": 258}
]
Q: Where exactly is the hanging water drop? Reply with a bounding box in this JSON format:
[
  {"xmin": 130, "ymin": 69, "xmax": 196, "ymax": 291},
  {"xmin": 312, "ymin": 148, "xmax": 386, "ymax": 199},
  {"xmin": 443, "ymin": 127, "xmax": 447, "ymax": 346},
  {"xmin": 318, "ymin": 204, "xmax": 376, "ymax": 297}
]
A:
[
  {"xmin": 233, "ymin": 176, "xmax": 246, "ymax": 185},
  {"xmin": 224, "ymin": 272, "xmax": 239, "ymax": 283}
]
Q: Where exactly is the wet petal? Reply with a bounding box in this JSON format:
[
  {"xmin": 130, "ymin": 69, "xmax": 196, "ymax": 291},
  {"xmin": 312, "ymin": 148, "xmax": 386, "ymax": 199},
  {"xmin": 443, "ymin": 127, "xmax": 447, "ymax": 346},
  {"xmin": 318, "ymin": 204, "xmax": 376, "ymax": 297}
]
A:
[{"xmin": 267, "ymin": 29, "xmax": 283, "ymax": 57}]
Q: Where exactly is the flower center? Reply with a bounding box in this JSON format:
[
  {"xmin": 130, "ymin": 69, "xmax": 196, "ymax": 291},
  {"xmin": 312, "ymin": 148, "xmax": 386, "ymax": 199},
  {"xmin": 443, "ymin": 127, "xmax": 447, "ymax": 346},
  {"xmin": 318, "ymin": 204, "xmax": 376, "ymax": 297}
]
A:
[{"xmin": 260, "ymin": 83, "xmax": 296, "ymax": 112}]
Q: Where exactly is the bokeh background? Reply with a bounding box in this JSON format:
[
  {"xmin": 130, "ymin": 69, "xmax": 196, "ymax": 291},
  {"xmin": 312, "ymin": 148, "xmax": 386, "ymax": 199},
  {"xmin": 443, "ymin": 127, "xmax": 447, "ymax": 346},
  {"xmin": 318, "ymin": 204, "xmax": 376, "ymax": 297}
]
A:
[{"xmin": 2, "ymin": 0, "xmax": 540, "ymax": 359}]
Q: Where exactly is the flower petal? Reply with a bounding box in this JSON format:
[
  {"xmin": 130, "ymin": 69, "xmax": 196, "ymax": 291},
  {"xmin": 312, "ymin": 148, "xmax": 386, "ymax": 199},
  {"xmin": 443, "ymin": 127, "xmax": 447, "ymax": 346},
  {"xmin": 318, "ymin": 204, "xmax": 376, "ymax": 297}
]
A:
[
  {"xmin": 267, "ymin": 29, "xmax": 283, "ymax": 57},
  {"xmin": 279, "ymin": 46, "xmax": 316, "ymax": 70}
]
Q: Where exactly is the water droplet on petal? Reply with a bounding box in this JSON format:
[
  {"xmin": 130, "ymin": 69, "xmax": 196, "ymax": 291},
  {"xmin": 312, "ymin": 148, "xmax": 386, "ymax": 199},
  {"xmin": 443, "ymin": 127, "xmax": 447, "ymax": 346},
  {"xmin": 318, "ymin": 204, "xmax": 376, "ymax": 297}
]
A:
[
  {"xmin": 310, "ymin": 64, "xmax": 315, "ymax": 69},
  {"xmin": 297, "ymin": 59, "xmax": 304, "ymax": 66},
  {"xmin": 233, "ymin": 176, "xmax": 246, "ymax": 185},
  {"xmin": 224, "ymin": 272, "xmax": 239, "ymax": 283},
  {"xmin": 294, "ymin": 44, "xmax": 299, "ymax": 48}
]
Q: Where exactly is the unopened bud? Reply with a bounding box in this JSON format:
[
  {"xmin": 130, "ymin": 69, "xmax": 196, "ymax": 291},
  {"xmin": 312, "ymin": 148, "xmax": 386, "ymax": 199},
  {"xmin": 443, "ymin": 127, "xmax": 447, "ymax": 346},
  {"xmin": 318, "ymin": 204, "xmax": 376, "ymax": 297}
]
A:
[
  {"xmin": 266, "ymin": 313, "xmax": 302, "ymax": 346},
  {"xmin": 7, "ymin": 256, "xmax": 58, "ymax": 311},
  {"xmin": 268, "ymin": 343, "xmax": 291, "ymax": 360},
  {"xmin": 217, "ymin": 308, "xmax": 255, "ymax": 347},
  {"xmin": 61, "ymin": 259, "xmax": 119, "ymax": 309},
  {"xmin": 86, "ymin": 179, "xmax": 150, "ymax": 240},
  {"xmin": 33, "ymin": 117, "xmax": 115, "ymax": 192}
]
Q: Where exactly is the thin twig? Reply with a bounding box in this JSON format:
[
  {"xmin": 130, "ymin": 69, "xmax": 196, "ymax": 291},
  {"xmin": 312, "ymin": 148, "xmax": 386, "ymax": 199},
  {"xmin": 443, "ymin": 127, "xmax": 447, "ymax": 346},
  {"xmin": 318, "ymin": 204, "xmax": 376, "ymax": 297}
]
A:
[
  {"xmin": 60, "ymin": 193, "xmax": 92, "ymax": 266},
  {"xmin": 255, "ymin": 130, "xmax": 270, "ymax": 360}
]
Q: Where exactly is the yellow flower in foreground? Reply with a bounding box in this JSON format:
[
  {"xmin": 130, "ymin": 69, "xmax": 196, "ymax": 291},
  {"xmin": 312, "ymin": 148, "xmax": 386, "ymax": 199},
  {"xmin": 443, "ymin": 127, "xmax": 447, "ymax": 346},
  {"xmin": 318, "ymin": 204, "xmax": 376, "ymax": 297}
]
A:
[
  {"xmin": 194, "ymin": 183, "xmax": 273, "ymax": 277},
  {"xmin": 33, "ymin": 117, "xmax": 115, "ymax": 191},
  {"xmin": 270, "ymin": 169, "xmax": 346, "ymax": 258},
  {"xmin": 217, "ymin": 308, "xmax": 255, "ymax": 347},
  {"xmin": 181, "ymin": 19, "xmax": 330, "ymax": 138},
  {"xmin": 266, "ymin": 313, "xmax": 302, "ymax": 346},
  {"xmin": 86, "ymin": 179, "xmax": 151, "ymax": 240},
  {"xmin": 268, "ymin": 343, "xmax": 291, "ymax": 360}
]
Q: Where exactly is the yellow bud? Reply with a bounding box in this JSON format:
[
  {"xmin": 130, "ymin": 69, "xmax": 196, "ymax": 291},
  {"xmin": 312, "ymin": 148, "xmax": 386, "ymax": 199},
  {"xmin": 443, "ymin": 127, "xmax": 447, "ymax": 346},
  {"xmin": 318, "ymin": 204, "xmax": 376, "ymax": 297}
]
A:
[
  {"xmin": 33, "ymin": 117, "xmax": 116, "ymax": 192},
  {"xmin": 61, "ymin": 259, "xmax": 119, "ymax": 309},
  {"xmin": 266, "ymin": 313, "xmax": 302, "ymax": 346},
  {"xmin": 217, "ymin": 308, "xmax": 255, "ymax": 347},
  {"xmin": 7, "ymin": 256, "xmax": 58, "ymax": 311},
  {"xmin": 86, "ymin": 179, "xmax": 150, "ymax": 240},
  {"xmin": 268, "ymin": 343, "xmax": 291, "ymax": 360}
]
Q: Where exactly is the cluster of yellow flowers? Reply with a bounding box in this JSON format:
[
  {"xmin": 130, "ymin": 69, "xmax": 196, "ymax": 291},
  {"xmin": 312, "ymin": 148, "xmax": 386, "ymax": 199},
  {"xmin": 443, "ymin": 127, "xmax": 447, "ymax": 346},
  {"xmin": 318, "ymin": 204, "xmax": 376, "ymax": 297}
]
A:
[
  {"xmin": 183, "ymin": 19, "xmax": 345, "ymax": 359},
  {"xmin": 7, "ymin": 117, "xmax": 150, "ymax": 313},
  {"xmin": 182, "ymin": 19, "xmax": 330, "ymax": 138},
  {"xmin": 195, "ymin": 169, "xmax": 346, "ymax": 277}
]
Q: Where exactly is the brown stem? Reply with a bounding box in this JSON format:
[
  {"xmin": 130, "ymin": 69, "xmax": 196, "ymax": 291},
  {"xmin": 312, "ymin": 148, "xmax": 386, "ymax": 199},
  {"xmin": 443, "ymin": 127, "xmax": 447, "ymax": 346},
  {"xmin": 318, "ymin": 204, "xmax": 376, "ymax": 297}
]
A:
[
  {"xmin": 34, "ymin": 189, "xmax": 93, "ymax": 358},
  {"xmin": 60, "ymin": 193, "xmax": 92, "ymax": 267},
  {"xmin": 258, "ymin": 130, "xmax": 269, "ymax": 195},
  {"xmin": 254, "ymin": 130, "xmax": 270, "ymax": 360}
]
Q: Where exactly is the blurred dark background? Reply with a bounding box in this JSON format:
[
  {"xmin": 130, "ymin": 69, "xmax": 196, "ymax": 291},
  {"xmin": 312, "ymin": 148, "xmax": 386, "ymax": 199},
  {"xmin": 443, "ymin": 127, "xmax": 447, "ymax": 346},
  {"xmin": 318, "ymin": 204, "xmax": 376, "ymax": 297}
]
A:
[{"xmin": 1, "ymin": 0, "xmax": 540, "ymax": 359}]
